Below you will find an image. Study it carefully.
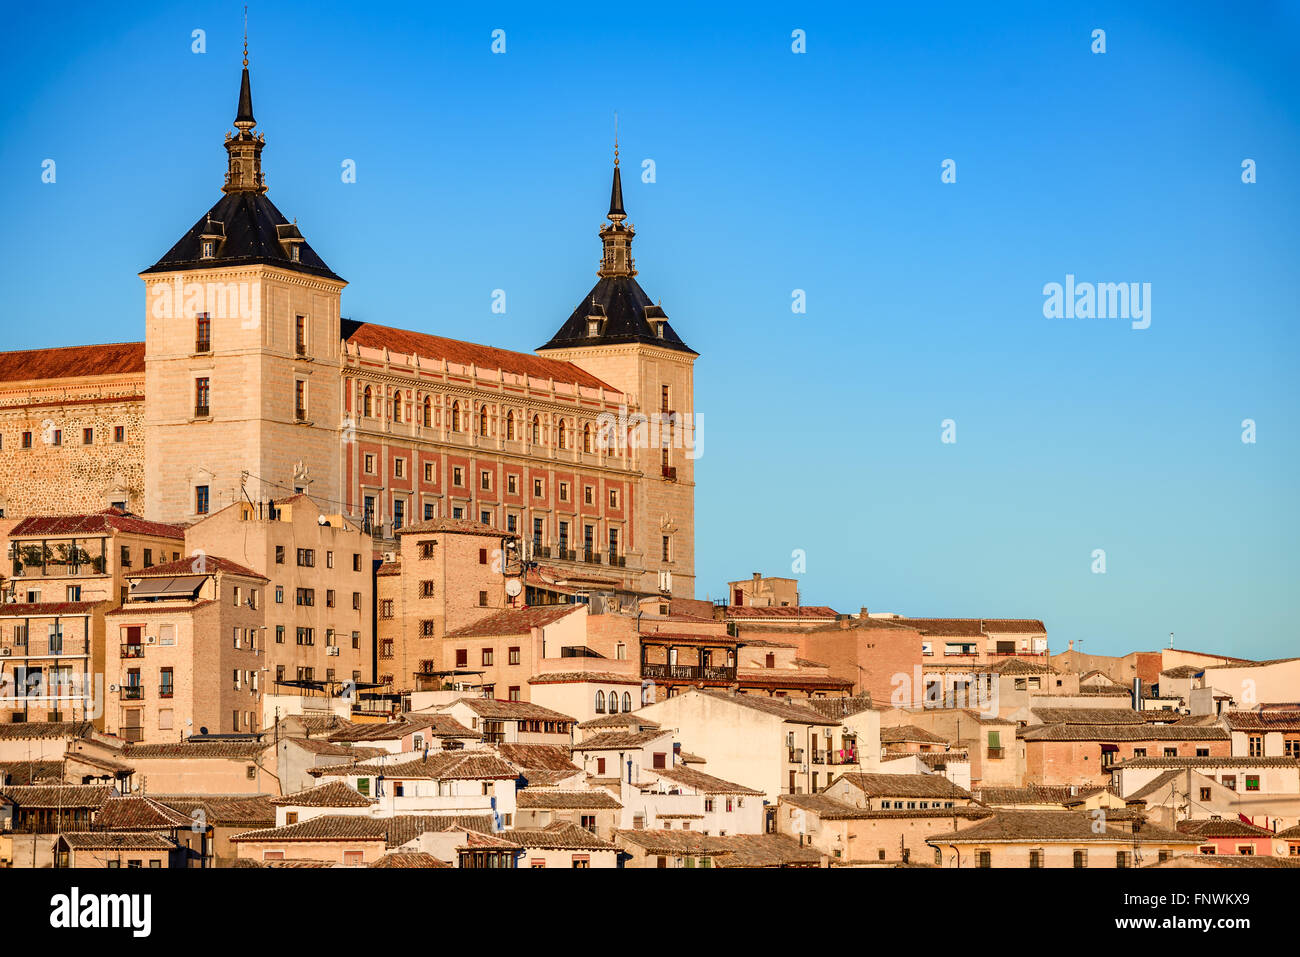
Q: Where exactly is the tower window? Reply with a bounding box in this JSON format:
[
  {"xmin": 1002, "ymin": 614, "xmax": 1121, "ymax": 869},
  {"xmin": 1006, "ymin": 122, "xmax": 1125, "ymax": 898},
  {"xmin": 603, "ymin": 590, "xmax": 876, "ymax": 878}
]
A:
[
  {"xmin": 195, "ymin": 485, "xmax": 210, "ymax": 515},
  {"xmin": 195, "ymin": 314, "xmax": 211, "ymax": 353},
  {"xmin": 195, "ymin": 377, "xmax": 210, "ymax": 417},
  {"xmin": 295, "ymin": 315, "xmax": 307, "ymax": 356},
  {"xmin": 362, "ymin": 385, "xmax": 373, "ymax": 417}
]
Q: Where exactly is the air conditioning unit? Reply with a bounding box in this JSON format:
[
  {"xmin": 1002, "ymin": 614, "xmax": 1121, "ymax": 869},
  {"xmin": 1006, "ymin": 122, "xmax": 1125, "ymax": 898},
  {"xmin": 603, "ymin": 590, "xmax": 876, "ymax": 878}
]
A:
[
  {"xmin": 327, "ymin": 646, "xmax": 340, "ymax": 657},
  {"xmin": 145, "ymin": 635, "xmax": 157, "ymax": 644},
  {"xmin": 382, "ymin": 552, "xmax": 396, "ymax": 563},
  {"xmin": 109, "ymin": 684, "xmax": 119, "ymax": 692},
  {"xmin": 0, "ymin": 648, "xmax": 10, "ymax": 656}
]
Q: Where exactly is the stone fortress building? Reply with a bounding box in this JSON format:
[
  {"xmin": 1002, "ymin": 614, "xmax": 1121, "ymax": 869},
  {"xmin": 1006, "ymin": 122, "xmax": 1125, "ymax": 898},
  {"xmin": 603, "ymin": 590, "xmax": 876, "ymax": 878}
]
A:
[{"xmin": 0, "ymin": 52, "xmax": 698, "ymax": 600}]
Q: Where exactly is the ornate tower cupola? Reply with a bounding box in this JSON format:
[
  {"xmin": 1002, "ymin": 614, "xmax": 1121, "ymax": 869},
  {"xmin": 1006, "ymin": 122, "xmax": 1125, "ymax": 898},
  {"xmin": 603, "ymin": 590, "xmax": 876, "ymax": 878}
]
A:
[
  {"xmin": 597, "ymin": 143, "xmax": 636, "ymax": 278},
  {"xmin": 223, "ymin": 34, "xmax": 267, "ymax": 194}
]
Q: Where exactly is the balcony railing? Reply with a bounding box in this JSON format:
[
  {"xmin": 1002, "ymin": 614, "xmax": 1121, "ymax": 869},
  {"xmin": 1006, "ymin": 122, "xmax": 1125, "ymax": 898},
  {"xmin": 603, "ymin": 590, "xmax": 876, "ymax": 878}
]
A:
[
  {"xmin": 582, "ymin": 550, "xmax": 603, "ymax": 565},
  {"xmin": 788, "ymin": 748, "xmax": 805, "ymax": 764},
  {"xmin": 826, "ymin": 750, "xmax": 858, "ymax": 766},
  {"xmin": 120, "ymin": 685, "xmax": 144, "ymax": 700},
  {"xmin": 811, "ymin": 749, "xmax": 826, "ymax": 765},
  {"xmin": 987, "ymin": 747, "xmax": 1005, "ymax": 760},
  {"xmin": 641, "ymin": 663, "xmax": 737, "ymax": 682},
  {"xmin": 121, "ymin": 644, "xmax": 145, "ymax": 659},
  {"xmin": 194, "ymin": 405, "xmax": 210, "ymax": 418},
  {"xmin": 122, "ymin": 727, "xmax": 144, "ymax": 743},
  {"xmin": 661, "ymin": 465, "xmax": 678, "ymax": 481},
  {"xmin": 606, "ymin": 552, "xmax": 626, "ymax": 568},
  {"xmin": 195, "ymin": 337, "xmax": 211, "ymax": 354}
]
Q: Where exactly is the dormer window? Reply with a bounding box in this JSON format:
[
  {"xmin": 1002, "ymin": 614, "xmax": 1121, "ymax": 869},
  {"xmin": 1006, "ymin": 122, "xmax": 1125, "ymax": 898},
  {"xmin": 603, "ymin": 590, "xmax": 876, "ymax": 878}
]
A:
[
  {"xmin": 201, "ymin": 240, "xmax": 216, "ymax": 259},
  {"xmin": 290, "ymin": 245, "xmax": 300, "ymax": 262},
  {"xmin": 654, "ymin": 321, "xmax": 665, "ymax": 338},
  {"xmin": 587, "ymin": 319, "xmax": 600, "ymax": 337}
]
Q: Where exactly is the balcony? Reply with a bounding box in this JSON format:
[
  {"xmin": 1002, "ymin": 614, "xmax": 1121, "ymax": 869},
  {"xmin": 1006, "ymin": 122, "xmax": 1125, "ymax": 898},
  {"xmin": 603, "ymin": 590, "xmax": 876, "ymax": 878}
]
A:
[
  {"xmin": 987, "ymin": 747, "xmax": 1005, "ymax": 760},
  {"xmin": 661, "ymin": 465, "xmax": 677, "ymax": 482},
  {"xmin": 581, "ymin": 549, "xmax": 603, "ymax": 565},
  {"xmin": 122, "ymin": 727, "xmax": 144, "ymax": 743},
  {"xmin": 787, "ymin": 748, "xmax": 805, "ymax": 764},
  {"xmin": 606, "ymin": 552, "xmax": 626, "ymax": 568},
  {"xmin": 642, "ymin": 663, "xmax": 737, "ymax": 683},
  {"xmin": 121, "ymin": 644, "xmax": 145, "ymax": 659},
  {"xmin": 120, "ymin": 684, "xmax": 144, "ymax": 700},
  {"xmin": 195, "ymin": 337, "xmax": 211, "ymax": 354},
  {"xmin": 295, "ymin": 408, "xmax": 308, "ymax": 422},
  {"xmin": 826, "ymin": 750, "xmax": 858, "ymax": 766},
  {"xmin": 811, "ymin": 749, "xmax": 826, "ymax": 765},
  {"xmin": 194, "ymin": 405, "xmax": 210, "ymax": 418}
]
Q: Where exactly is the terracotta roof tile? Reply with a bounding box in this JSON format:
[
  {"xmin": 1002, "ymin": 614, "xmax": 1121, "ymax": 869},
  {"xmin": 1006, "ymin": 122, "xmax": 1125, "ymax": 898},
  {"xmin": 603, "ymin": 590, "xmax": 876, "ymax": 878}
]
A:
[
  {"xmin": 10, "ymin": 507, "xmax": 185, "ymax": 541},
  {"xmin": 94, "ymin": 796, "xmax": 194, "ymax": 830},
  {"xmin": 268, "ymin": 782, "xmax": 375, "ymax": 808},
  {"xmin": 516, "ymin": 789, "xmax": 622, "ymax": 810},
  {"xmin": 0, "ymin": 342, "xmax": 144, "ymax": 383},
  {"xmin": 368, "ymin": 851, "xmax": 451, "ymax": 868},
  {"xmin": 343, "ymin": 320, "xmax": 617, "ymax": 392},
  {"xmin": 61, "ymin": 831, "xmax": 175, "ymax": 851},
  {"xmin": 444, "ymin": 605, "xmax": 583, "ymax": 639},
  {"xmin": 641, "ymin": 765, "xmax": 763, "ymax": 795},
  {"xmin": 1, "ymin": 784, "xmax": 114, "ymax": 808},
  {"xmin": 926, "ymin": 810, "xmax": 1200, "ymax": 845},
  {"xmin": 128, "ymin": 555, "xmax": 266, "ymax": 580},
  {"xmin": 835, "ymin": 773, "xmax": 973, "ymax": 800}
]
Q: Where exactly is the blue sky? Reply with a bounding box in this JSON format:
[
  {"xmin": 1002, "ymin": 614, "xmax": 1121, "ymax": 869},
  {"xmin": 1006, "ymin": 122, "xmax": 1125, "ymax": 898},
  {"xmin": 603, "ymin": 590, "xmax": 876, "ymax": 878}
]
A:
[{"xmin": 2, "ymin": 2, "xmax": 1298, "ymax": 658}]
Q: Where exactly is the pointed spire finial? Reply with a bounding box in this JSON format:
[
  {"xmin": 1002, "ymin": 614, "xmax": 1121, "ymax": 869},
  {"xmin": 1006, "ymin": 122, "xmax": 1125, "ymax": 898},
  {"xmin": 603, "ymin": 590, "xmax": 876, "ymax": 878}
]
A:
[
  {"xmin": 243, "ymin": 5, "xmax": 249, "ymax": 67},
  {"xmin": 607, "ymin": 115, "xmax": 626, "ymax": 223}
]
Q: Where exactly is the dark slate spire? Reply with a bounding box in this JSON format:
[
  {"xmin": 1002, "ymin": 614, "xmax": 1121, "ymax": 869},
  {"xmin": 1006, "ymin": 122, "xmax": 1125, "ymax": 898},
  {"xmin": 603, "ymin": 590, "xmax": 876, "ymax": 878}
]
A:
[
  {"xmin": 608, "ymin": 141, "xmax": 626, "ymax": 222},
  {"xmin": 235, "ymin": 67, "xmax": 255, "ymax": 130},
  {"xmin": 235, "ymin": 19, "xmax": 255, "ymax": 131}
]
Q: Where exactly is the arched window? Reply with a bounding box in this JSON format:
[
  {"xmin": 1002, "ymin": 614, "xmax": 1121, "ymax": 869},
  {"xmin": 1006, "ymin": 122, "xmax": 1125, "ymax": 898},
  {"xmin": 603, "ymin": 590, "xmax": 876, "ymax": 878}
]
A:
[
  {"xmin": 583, "ymin": 423, "xmax": 592, "ymax": 453},
  {"xmin": 531, "ymin": 415, "xmax": 540, "ymax": 444},
  {"xmin": 506, "ymin": 410, "xmax": 515, "ymax": 440},
  {"xmin": 422, "ymin": 396, "xmax": 431, "ymax": 428},
  {"xmin": 479, "ymin": 406, "xmax": 489, "ymax": 437},
  {"xmin": 622, "ymin": 692, "xmax": 632, "ymax": 712},
  {"xmin": 558, "ymin": 420, "xmax": 567, "ymax": 450},
  {"xmin": 594, "ymin": 690, "xmax": 605, "ymax": 714},
  {"xmin": 607, "ymin": 689, "xmax": 619, "ymax": 714},
  {"xmin": 392, "ymin": 393, "xmax": 403, "ymax": 423},
  {"xmin": 451, "ymin": 401, "xmax": 460, "ymax": 432},
  {"xmin": 362, "ymin": 386, "xmax": 372, "ymax": 418}
]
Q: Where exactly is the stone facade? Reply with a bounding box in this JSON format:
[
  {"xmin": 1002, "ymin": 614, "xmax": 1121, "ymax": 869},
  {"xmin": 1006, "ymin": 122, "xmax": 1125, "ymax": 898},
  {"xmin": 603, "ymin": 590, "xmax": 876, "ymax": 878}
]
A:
[{"xmin": 0, "ymin": 363, "xmax": 145, "ymax": 518}]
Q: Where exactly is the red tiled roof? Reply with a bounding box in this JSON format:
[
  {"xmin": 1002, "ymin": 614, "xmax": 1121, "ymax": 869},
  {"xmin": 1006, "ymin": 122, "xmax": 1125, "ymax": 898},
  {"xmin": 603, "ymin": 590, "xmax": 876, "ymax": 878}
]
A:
[
  {"xmin": 723, "ymin": 606, "xmax": 839, "ymax": 620},
  {"xmin": 10, "ymin": 508, "xmax": 185, "ymax": 542},
  {"xmin": 444, "ymin": 605, "xmax": 583, "ymax": 638},
  {"xmin": 128, "ymin": 555, "xmax": 267, "ymax": 581},
  {"xmin": 0, "ymin": 601, "xmax": 103, "ymax": 618},
  {"xmin": 897, "ymin": 618, "xmax": 1046, "ymax": 636},
  {"xmin": 0, "ymin": 342, "xmax": 145, "ymax": 383},
  {"xmin": 396, "ymin": 517, "xmax": 511, "ymax": 539},
  {"xmin": 342, "ymin": 321, "xmax": 617, "ymax": 392}
]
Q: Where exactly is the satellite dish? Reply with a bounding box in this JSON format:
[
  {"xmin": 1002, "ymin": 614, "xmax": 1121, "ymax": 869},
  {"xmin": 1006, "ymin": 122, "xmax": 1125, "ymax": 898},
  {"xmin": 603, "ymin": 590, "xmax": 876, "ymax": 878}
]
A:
[{"xmin": 505, "ymin": 578, "xmax": 522, "ymax": 598}]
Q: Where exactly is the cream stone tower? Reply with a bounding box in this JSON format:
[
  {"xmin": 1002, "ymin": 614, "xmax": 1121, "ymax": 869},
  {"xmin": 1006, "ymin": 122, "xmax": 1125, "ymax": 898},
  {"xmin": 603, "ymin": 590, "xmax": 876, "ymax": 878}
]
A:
[
  {"xmin": 536, "ymin": 147, "xmax": 698, "ymax": 597},
  {"xmin": 141, "ymin": 47, "xmax": 346, "ymax": 524}
]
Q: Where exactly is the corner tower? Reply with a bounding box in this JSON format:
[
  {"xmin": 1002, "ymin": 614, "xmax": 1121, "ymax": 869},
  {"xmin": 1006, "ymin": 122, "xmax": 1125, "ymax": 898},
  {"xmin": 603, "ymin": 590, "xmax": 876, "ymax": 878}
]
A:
[
  {"xmin": 140, "ymin": 43, "xmax": 346, "ymax": 524},
  {"xmin": 536, "ymin": 145, "xmax": 698, "ymax": 598}
]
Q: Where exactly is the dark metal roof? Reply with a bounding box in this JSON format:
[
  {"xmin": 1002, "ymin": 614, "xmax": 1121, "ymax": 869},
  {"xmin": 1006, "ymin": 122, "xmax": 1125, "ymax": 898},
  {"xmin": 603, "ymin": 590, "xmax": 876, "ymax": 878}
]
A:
[
  {"xmin": 538, "ymin": 275, "xmax": 694, "ymax": 354},
  {"xmin": 142, "ymin": 190, "xmax": 342, "ymax": 281}
]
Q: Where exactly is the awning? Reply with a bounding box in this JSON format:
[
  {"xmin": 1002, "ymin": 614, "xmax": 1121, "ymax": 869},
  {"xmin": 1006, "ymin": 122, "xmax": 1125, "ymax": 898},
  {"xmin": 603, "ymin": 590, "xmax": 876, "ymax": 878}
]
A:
[{"xmin": 128, "ymin": 575, "xmax": 207, "ymax": 599}]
